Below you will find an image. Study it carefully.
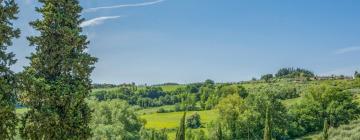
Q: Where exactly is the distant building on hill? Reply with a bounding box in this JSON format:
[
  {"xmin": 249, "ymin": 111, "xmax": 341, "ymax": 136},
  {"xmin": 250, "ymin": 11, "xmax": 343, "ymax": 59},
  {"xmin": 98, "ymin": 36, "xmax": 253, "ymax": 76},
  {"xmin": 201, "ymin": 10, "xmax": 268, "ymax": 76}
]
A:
[{"xmin": 314, "ymin": 75, "xmax": 353, "ymax": 80}]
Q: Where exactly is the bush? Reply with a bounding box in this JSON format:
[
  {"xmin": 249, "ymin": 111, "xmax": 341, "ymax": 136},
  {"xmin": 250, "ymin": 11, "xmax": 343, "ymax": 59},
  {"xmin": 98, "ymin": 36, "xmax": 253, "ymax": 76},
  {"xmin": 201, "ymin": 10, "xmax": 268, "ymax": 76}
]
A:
[
  {"xmin": 140, "ymin": 128, "xmax": 168, "ymax": 140},
  {"xmin": 275, "ymin": 67, "xmax": 314, "ymax": 78},
  {"xmin": 156, "ymin": 108, "xmax": 167, "ymax": 113},
  {"xmin": 186, "ymin": 113, "xmax": 201, "ymax": 129},
  {"xmin": 261, "ymin": 74, "xmax": 273, "ymax": 82}
]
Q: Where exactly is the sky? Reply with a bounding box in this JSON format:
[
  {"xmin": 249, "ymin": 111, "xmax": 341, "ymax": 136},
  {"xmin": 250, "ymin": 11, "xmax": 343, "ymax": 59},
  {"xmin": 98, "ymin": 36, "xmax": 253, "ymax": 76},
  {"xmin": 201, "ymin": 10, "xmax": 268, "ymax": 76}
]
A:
[{"xmin": 9, "ymin": 0, "xmax": 360, "ymax": 84}]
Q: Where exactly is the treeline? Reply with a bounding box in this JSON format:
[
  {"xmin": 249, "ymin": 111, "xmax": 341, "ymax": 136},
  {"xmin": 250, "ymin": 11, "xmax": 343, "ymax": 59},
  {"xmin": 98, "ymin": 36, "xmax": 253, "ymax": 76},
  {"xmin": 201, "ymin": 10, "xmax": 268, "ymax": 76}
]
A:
[
  {"xmin": 261, "ymin": 67, "xmax": 315, "ymax": 82},
  {"xmin": 275, "ymin": 67, "xmax": 315, "ymax": 78},
  {"xmin": 91, "ymin": 79, "xmax": 302, "ymax": 111}
]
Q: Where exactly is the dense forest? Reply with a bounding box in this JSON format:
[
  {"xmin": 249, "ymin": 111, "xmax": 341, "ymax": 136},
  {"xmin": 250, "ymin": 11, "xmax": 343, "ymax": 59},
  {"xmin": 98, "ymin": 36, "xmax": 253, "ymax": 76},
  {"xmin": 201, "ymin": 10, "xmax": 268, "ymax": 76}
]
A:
[{"xmin": 1, "ymin": 0, "xmax": 360, "ymax": 140}]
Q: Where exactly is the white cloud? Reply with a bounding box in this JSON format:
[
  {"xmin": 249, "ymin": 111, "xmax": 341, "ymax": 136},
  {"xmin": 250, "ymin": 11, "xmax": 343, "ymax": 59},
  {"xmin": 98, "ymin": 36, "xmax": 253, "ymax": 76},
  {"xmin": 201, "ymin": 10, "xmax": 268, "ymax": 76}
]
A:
[
  {"xmin": 83, "ymin": 0, "xmax": 165, "ymax": 13},
  {"xmin": 80, "ymin": 16, "xmax": 122, "ymax": 28},
  {"xmin": 335, "ymin": 46, "xmax": 360, "ymax": 54}
]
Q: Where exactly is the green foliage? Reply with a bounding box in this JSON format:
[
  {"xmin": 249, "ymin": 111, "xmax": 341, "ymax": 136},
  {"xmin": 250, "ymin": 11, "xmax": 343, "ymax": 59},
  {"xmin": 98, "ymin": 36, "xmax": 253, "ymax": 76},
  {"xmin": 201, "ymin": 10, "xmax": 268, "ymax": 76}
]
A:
[
  {"xmin": 217, "ymin": 84, "xmax": 248, "ymax": 98},
  {"xmin": 207, "ymin": 122, "xmax": 224, "ymax": 140},
  {"xmin": 176, "ymin": 93, "xmax": 197, "ymax": 111},
  {"xmin": 328, "ymin": 119, "xmax": 360, "ymax": 140},
  {"xmin": 217, "ymin": 124, "xmax": 223, "ymax": 140},
  {"xmin": 261, "ymin": 74, "xmax": 273, "ymax": 82},
  {"xmin": 263, "ymin": 106, "xmax": 271, "ymax": 140},
  {"xmin": 204, "ymin": 79, "xmax": 215, "ymax": 87},
  {"xmin": 186, "ymin": 112, "xmax": 201, "ymax": 129},
  {"xmin": 157, "ymin": 108, "xmax": 167, "ymax": 113},
  {"xmin": 90, "ymin": 100, "xmax": 145, "ymax": 140},
  {"xmin": 0, "ymin": 0, "xmax": 20, "ymax": 139},
  {"xmin": 175, "ymin": 112, "xmax": 186, "ymax": 140},
  {"xmin": 92, "ymin": 86, "xmax": 180, "ymax": 108},
  {"xmin": 246, "ymin": 92, "xmax": 289, "ymax": 139},
  {"xmin": 275, "ymin": 67, "xmax": 314, "ymax": 78},
  {"xmin": 140, "ymin": 128, "xmax": 168, "ymax": 140},
  {"xmin": 213, "ymin": 91, "xmax": 288, "ymax": 139},
  {"xmin": 216, "ymin": 94, "xmax": 247, "ymax": 139},
  {"xmin": 288, "ymin": 84, "xmax": 360, "ymax": 137},
  {"xmin": 276, "ymin": 86, "xmax": 299, "ymax": 100},
  {"xmin": 355, "ymin": 71, "xmax": 360, "ymax": 79},
  {"xmin": 199, "ymin": 86, "xmax": 216, "ymax": 110},
  {"xmin": 323, "ymin": 118, "xmax": 329, "ymax": 140},
  {"xmin": 186, "ymin": 129, "xmax": 207, "ymax": 140},
  {"xmin": 19, "ymin": 0, "xmax": 97, "ymax": 139}
]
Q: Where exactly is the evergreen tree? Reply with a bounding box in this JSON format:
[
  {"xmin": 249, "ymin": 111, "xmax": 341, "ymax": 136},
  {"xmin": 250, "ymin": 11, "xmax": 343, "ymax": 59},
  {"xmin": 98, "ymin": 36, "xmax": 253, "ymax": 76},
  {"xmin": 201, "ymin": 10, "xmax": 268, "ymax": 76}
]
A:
[
  {"xmin": 217, "ymin": 124, "xmax": 223, "ymax": 140},
  {"xmin": 176, "ymin": 112, "xmax": 186, "ymax": 140},
  {"xmin": 0, "ymin": 0, "xmax": 20, "ymax": 139},
  {"xmin": 19, "ymin": 0, "xmax": 97, "ymax": 139},
  {"xmin": 323, "ymin": 118, "xmax": 329, "ymax": 140},
  {"xmin": 263, "ymin": 106, "xmax": 271, "ymax": 140}
]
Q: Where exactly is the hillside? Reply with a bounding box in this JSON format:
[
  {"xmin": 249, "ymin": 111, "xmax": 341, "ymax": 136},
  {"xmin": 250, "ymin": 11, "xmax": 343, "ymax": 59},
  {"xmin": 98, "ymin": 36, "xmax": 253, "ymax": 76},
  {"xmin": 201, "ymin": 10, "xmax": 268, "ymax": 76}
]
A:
[{"xmin": 87, "ymin": 76, "xmax": 360, "ymax": 139}]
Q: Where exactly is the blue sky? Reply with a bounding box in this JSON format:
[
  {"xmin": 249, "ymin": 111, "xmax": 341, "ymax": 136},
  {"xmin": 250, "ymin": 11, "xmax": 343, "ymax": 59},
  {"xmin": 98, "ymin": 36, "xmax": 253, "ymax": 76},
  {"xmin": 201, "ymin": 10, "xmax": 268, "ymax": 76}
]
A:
[{"xmin": 10, "ymin": 0, "xmax": 360, "ymax": 84}]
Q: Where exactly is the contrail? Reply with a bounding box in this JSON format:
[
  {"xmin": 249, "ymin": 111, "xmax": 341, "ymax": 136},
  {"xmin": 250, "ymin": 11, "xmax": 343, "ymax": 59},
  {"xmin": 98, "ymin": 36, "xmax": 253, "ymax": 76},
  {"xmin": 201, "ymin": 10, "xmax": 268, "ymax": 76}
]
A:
[
  {"xmin": 83, "ymin": 0, "xmax": 165, "ymax": 13},
  {"xmin": 80, "ymin": 16, "xmax": 122, "ymax": 28},
  {"xmin": 335, "ymin": 46, "xmax": 360, "ymax": 54}
]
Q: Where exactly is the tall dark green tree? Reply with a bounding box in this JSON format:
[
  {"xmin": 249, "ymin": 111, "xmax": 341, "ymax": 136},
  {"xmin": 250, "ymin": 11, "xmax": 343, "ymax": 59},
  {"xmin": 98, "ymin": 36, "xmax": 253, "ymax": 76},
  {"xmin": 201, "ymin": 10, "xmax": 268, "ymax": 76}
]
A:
[
  {"xmin": 176, "ymin": 112, "xmax": 186, "ymax": 140},
  {"xmin": 0, "ymin": 0, "xmax": 20, "ymax": 139},
  {"xmin": 19, "ymin": 0, "xmax": 97, "ymax": 139},
  {"xmin": 263, "ymin": 106, "xmax": 271, "ymax": 140},
  {"xmin": 217, "ymin": 124, "xmax": 223, "ymax": 140},
  {"xmin": 322, "ymin": 118, "xmax": 329, "ymax": 140}
]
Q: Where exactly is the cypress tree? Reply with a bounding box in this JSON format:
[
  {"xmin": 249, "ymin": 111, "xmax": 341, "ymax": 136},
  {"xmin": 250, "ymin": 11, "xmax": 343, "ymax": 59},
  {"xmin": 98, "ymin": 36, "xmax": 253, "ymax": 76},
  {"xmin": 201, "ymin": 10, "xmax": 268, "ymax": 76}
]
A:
[
  {"xmin": 176, "ymin": 112, "xmax": 186, "ymax": 140},
  {"xmin": 0, "ymin": 0, "xmax": 20, "ymax": 139},
  {"xmin": 217, "ymin": 123, "xmax": 223, "ymax": 140},
  {"xmin": 263, "ymin": 106, "xmax": 271, "ymax": 140},
  {"xmin": 19, "ymin": 0, "xmax": 97, "ymax": 139},
  {"xmin": 323, "ymin": 118, "xmax": 329, "ymax": 140}
]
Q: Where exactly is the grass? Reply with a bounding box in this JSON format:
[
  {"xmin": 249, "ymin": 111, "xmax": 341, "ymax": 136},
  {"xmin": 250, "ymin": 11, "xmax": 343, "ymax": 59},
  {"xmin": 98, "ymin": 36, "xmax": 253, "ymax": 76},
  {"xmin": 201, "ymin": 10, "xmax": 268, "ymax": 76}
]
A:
[
  {"xmin": 282, "ymin": 97, "xmax": 302, "ymax": 107},
  {"xmin": 140, "ymin": 110, "xmax": 218, "ymax": 139},
  {"xmin": 328, "ymin": 119, "xmax": 360, "ymax": 140},
  {"xmin": 141, "ymin": 110, "xmax": 218, "ymax": 130},
  {"xmin": 159, "ymin": 85, "xmax": 185, "ymax": 92},
  {"xmin": 297, "ymin": 119, "xmax": 360, "ymax": 140}
]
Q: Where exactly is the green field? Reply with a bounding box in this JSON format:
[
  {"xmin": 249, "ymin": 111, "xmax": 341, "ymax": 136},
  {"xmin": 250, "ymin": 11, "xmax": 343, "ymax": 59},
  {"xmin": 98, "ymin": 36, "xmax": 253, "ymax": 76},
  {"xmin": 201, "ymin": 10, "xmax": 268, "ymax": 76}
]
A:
[
  {"xmin": 140, "ymin": 109, "xmax": 217, "ymax": 139},
  {"xmin": 141, "ymin": 110, "xmax": 217, "ymax": 130}
]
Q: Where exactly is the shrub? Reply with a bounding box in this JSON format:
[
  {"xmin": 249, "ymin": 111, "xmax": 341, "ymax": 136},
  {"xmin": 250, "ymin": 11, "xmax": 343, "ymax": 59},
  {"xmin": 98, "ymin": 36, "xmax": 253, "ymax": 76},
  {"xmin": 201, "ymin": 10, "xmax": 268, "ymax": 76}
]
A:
[
  {"xmin": 186, "ymin": 113, "xmax": 201, "ymax": 129},
  {"xmin": 157, "ymin": 108, "xmax": 167, "ymax": 113}
]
